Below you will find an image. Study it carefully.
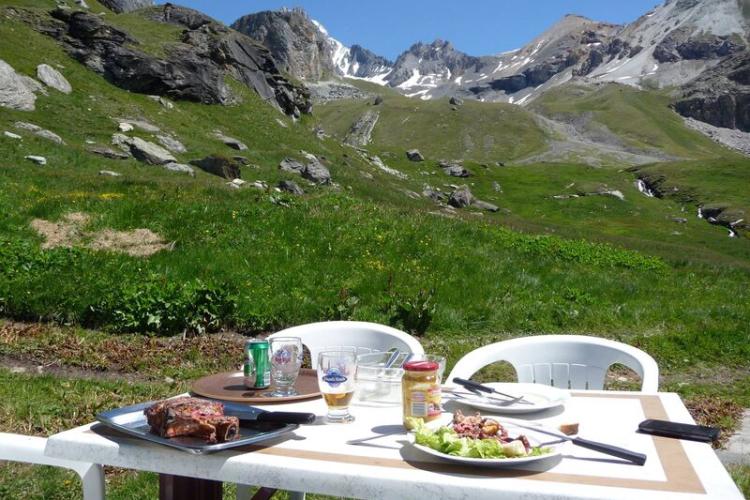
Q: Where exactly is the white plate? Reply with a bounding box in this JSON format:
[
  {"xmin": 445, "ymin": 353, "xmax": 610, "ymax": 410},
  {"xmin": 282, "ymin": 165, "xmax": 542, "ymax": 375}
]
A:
[
  {"xmin": 446, "ymin": 383, "xmax": 569, "ymax": 414},
  {"xmin": 410, "ymin": 417, "xmax": 563, "ymax": 467}
]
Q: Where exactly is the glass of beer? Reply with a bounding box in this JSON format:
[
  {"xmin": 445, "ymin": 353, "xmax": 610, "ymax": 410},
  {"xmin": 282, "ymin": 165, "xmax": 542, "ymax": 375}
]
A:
[{"xmin": 317, "ymin": 350, "xmax": 357, "ymax": 423}]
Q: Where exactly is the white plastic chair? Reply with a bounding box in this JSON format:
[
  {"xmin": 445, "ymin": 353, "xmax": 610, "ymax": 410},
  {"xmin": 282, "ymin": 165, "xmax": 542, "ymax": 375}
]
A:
[
  {"xmin": 237, "ymin": 321, "xmax": 424, "ymax": 500},
  {"xmin": 0, "ymin": 433, "xmax": 105, "ymax": 500},
  {"xmin": 268, "ymin": 320, "xmax": 425, "ymax": 365},
  {"xmin": 447, "ymin": 335, "xmax": 659, "ymax": 392}
]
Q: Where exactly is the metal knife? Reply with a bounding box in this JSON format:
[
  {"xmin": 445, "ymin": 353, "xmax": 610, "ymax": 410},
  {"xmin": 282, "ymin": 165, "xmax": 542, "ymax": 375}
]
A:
[{"xmin": 504, "ymin": 418, "xmax": 647, "ymax": 465}]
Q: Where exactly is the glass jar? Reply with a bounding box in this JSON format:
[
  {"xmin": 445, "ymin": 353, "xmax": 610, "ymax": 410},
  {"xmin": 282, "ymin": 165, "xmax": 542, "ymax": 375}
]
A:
[{"xmin": 402, "ymin": 360, "xmax": 441, "ymax": 429}]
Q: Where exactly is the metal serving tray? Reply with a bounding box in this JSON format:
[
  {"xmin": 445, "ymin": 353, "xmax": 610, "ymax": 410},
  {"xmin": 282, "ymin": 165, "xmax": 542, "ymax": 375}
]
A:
[{"xmin": 96, "ymin": 400, "xmax": 299, "ymax": 455}]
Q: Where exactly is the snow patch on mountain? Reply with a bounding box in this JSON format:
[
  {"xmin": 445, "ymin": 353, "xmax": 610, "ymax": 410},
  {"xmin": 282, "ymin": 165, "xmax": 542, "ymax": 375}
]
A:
[{"xmin": 311, "ymin": 19, "xmax": 392, "ymax": 84}]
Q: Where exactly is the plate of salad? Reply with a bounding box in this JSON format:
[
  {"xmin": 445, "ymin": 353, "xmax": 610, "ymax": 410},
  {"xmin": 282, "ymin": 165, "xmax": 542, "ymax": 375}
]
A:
[{"xmin": 409, "ymin": 411, "xmax": 562, "ymax": 467}]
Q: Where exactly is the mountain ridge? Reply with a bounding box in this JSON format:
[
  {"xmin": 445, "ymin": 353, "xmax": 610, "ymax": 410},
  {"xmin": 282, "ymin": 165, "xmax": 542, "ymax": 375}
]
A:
[{"xmin": 234, "ymin": 0, "xmax": 749, "ymax": 132}]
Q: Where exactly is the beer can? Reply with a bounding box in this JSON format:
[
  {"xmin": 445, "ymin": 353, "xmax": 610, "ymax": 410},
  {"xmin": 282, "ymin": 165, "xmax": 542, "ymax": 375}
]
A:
[{"xmin": 245, "ymin": 340, "xmax": 271, "ymax": 389}]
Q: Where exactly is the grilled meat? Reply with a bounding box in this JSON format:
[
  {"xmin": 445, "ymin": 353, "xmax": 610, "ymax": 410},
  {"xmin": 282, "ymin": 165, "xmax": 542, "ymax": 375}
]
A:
[{"xmin": 144, "ymin": 397, "xmax": 239, "ymax": 443}]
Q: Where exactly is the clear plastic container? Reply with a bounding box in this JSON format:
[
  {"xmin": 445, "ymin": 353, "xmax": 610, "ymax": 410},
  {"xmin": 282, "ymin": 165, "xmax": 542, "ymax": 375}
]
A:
[{"xmin": 354, "ymin": 352, "xmax": 404, "ymax": 407}]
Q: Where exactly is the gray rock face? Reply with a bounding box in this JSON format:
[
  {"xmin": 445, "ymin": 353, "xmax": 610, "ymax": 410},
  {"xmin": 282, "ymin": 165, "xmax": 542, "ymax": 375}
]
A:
[
  {"xmin": 344, "ymin": 110, "xmax": 379, "ymax": 147},
  {"xmin": 213, "ymin": 131, "xmax": 247, "ymax": 151},
  {"xmin": 156, "ymin": 134, "xmax": 187, "ymax": 154},
  {"xmin": 118, "ymin": 136, "xmax": 175, "ymax": 165},
  {"xmin": 278, "ymin": 180, "xmax": 304, "ymax": 195},
  {"xmin": 231, "ymin": 9, "xmax": 336, "ymax": 81},
  {"xmin": 36, "ymin": 64, "xmax": 72, "ymax": 94},
  {"xmin": 674, "ymin": 53, "xmax": 750, "ymax": 132},
  {"xmin": 14, "ymin": 122, "xmax": 64, "ymax": 144},
  {"xmin": 300, "ymin": 153, "xmax": 331, "ymax": 184},
  {"xmin": 653, "ymin": 28, "xmax": 745, "ymax": 63},
  {"xmin": 406, "ymin": 149, "xmax": 425, "ymax": 162},
  {"xmin": 190, "ymin": 155, "xmax": 242, "ymax": 179},
  {"xmin": 0, "ymin": 59, "xmax": 36, "ymax": 111},
  {"xmin": 99, "ymin": 0, "xmax": 153, "ymax": 13},
  {"xmin": 44, "ymin": 8, "xmax": 310, "ymax": 117},
  {"xmin": 279, "ymin": 158, "xmax": 304, "ymax": 173}
]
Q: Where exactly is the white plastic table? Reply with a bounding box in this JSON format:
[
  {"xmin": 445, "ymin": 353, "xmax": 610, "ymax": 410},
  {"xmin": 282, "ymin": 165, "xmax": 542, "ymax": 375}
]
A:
[{"xmin": 44, "ymin": 390, "xmax": 744, "ymax": 500}]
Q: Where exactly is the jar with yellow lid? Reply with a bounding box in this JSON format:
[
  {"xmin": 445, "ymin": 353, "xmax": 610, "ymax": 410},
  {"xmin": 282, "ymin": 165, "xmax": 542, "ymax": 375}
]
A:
[{"xmin": 402, "ymin": 360, "xmax": 441, "ymax": 429}]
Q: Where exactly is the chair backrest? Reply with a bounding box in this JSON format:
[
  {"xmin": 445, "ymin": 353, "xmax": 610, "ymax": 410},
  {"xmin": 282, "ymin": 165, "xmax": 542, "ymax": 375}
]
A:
[
  {"xmin": 447, "ymin": 335, "xmax": 659, "ymax": 392},
  {"xmin": 268, "ymin": 321, "xmax": 424, "ymax": 365}
]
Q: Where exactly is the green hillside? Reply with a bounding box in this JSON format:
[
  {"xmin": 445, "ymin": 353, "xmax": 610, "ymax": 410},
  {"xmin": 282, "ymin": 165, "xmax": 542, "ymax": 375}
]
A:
[
  {"xmin": 314, "ymin": 91, "xmax": 547, "ymax": 163},
  {"xmin": 530, "ymin": 83, "xmax": 731, "ymax": 159}
]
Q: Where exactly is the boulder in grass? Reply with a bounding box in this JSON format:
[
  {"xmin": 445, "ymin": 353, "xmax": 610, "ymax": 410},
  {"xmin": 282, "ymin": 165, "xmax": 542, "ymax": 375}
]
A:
[
  {"xmin": 88, "ymin": 145, "xmax": 130, "ymax": 160},
  {"xmin": 449, "ymin": 96, "xmax": 464, "ymax": 106},
  {"xmin": 156, "ymin": 134, "xmax": 187, "ymax": 154},
  {"xmin": 163, "ymin": 162, "xmax": 195, "ymax": 176},
  {"xmin": 14, "ymin": 121, "xmax": 64, "ymax": 145},
  {"xmin": 278, "ymin": 180, "xmax": 304, "ymax": 195},
  {"xmin": 0, "ymin": 59, "xmax": 36, "ymax": 111},
  {"xmin": 472, "ymin": 200, "xmax": 499, "ymax": 213},
  {"xmin": 213, "ymin": 131, "xmax": 247, "ymax": 151},
  {"xmin": 301, "ymin": 156, "xmax": 331, "ymax": 185},
  {"xmin": 4, "ymin": 131, "xmax": 21, "ymax": 140},
  {"xmin": 440, "ymin": 160, "xmax": 471, "ymax": 177},
  {"xmin": 406, "ymin": 149, "xmax": 425, "ymax": 162},
  {"xmin": 99, "ymin": 170, "xmax": 122, "ymax": 177},
  {"xmin": 25, "ymin": 155, "xmax": 47, "ymax": 165},
  {"xmin": 190, "ymin": 155, "xmax": 242, "ymax": 179},
  {"xmin": 279, "ymin": 157, "xmax": 304, "ymax": 173},
  {"xmin": 126, "ymin": 136, "xmax": 176, "ymax": 165},
  {"xmin": 36, "ymin": 64, "xmax": 72, "ymax": 94},
  {"xmin": 448, "ymin": 185, "xmax": 474, "ymax": 208}
]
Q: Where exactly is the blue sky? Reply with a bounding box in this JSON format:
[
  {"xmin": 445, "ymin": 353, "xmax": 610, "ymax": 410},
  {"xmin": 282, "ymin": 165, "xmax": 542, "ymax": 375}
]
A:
[{"xmin": 158, "ymin": 1, "xmax": 660, "ymax": 60}]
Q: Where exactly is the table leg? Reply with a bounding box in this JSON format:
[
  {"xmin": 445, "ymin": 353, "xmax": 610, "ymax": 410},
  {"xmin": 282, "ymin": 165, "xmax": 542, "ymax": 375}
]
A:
[{"xmin": 159, "ymin": 473, "xmax": 222, "ymax": 500}]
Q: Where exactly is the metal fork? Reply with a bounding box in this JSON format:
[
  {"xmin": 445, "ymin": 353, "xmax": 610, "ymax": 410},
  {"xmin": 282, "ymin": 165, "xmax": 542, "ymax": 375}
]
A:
[{"xmin": 448, "ymin": 387, "xmax": 524, "ymax": 407}]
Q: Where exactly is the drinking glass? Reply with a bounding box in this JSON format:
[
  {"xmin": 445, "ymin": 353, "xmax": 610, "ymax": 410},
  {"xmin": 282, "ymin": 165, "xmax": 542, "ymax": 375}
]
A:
[
  {"xmin": 317, "ymin": 350, "xmax": 357, "ymax": 423},
  {"xmin": 267, "ymin": 337, "xmax": 303, "ymax": 397}
]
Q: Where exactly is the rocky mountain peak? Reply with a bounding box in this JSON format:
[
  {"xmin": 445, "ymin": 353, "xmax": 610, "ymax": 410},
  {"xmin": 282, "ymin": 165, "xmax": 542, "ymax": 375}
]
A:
[{"xmin": 231, "ymin": 8, "xmax": 336, "ymax": 80}]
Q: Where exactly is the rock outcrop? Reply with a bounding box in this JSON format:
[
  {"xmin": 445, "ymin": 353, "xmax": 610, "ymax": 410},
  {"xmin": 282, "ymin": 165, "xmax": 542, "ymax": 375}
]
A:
[
  {"xmin": 38, "ymin": 7, "xmax": 310, "ymax": 117},
  {"xmin": 278, "ymin": 153, "xmax": 331, "ymax": 185},
  {"xmin": 344, "ymin": 110, "xmax": 379, "ymax": 147},
  {"xmin": 231, "ymin": 8, "xmax": 336, "ymax": 81},
  {"xmin": 674, "ymin": 53, "xmax": 750, "ymax": 132},
  {"xmin": 113, "ymin": 134, "xmax": 175, "ymax": 165},
  {"xmin": 99, "ymin": 0, "xmax": 153, "ymax": 13},
  {"xmin": 0, "ymin": 59, "xmax": 36, "ymax": 111}
]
